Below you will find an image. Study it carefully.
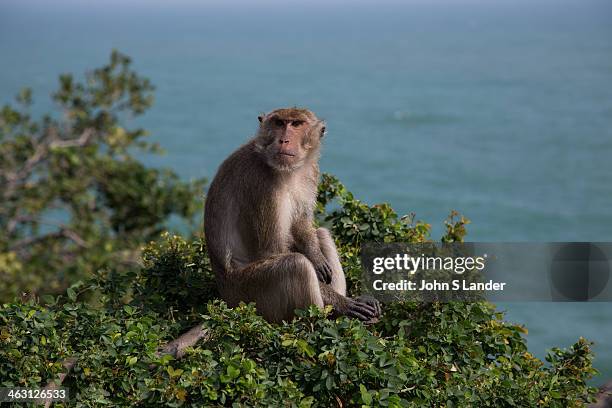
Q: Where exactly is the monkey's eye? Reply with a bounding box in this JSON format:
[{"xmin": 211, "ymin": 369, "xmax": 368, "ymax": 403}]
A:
[
  {"xmin": 291, "ymin": 120, "xmax": 304, "ymax": 127},
  {"xmin": 274, "ymin": 118, "xmax": 285, "ymax": 127}
]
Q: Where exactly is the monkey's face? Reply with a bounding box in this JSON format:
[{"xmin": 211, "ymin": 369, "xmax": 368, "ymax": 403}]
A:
[{"xmin": 256, "ymin": 108, "xmax": 326, "ymax": 172}]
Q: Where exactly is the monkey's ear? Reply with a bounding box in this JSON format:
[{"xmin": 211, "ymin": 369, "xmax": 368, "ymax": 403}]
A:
[{"xmin": 320, "ymin": 126, "xmax": 326, "ymax": 138}]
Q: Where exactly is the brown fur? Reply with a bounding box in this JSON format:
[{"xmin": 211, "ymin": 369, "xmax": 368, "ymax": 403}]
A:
[{"xmin": 204, "ymin": 108, "xmax": 380, "ymax": 323}]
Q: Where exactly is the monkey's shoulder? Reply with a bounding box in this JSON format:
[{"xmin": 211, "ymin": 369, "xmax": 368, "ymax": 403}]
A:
[
  {"xmin": 219, "ymin": 141, "xmax": 262, "ymax": 174},
  {"xmin": 210, "ymin": 144, "xmax": 265, "ymax": 191}
]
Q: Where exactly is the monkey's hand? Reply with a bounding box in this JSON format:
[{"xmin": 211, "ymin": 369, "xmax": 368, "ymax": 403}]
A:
[
  {"xmin": 344, "ymin": 295, "xmax": 381, "ymax": 322},
  {"xmin": 311, "ymin": 255, "xmax": 333, "ymax": 284}
]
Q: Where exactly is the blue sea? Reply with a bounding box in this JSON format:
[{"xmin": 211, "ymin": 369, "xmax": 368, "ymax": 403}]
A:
[{"xmin": 1, "ymin": 0, "xmax": 611, "ymax": 382}]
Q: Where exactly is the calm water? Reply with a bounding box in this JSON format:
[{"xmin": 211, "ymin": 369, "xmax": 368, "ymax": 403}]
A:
[{"xmin": 1, "ymin": 0, "xmax": 611, "ymax": 381}]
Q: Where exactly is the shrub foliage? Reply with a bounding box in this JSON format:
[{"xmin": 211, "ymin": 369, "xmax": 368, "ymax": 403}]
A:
[{"xmin": 0, "ymin": 177, "xmax": 597, "ymax": 406}]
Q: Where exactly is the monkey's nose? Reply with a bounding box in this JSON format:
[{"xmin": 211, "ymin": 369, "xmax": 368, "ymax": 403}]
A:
[{"xmin": 279, "ymin": 139, "xmax": 289, "ymax": 144}]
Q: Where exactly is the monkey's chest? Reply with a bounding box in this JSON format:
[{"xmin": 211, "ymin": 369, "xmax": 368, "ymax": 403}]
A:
[
  {"xmin": 276, "ymin": 194, "xmax": 300, "ymax": 234},
  {"xmin": 276, "ymin": 190, "xmax": 313, "ymax": 237}
]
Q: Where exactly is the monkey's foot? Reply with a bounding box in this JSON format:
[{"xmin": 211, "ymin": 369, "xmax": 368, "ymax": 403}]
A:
[
  {"xmin": 362, "ymin": 316, "xmax": 380, "ymax": 325},
  {"xmin": 345, "ymin": 295, "xmax": 382, "ymax": 322},
  {"xmin": 355, "ymin": 294, "xmax": 382, "ymax": 315}
]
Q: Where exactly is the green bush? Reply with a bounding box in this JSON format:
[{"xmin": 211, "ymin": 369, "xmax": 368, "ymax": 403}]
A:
[{"xmin": 0, "ymin": 177, "xmax": 597, "ymax": 406}]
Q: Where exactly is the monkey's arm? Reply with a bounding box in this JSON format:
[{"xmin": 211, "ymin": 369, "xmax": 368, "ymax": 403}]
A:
[{"xmin": 291, "ymin": 218, "xmax": 333, "ymax": 284}]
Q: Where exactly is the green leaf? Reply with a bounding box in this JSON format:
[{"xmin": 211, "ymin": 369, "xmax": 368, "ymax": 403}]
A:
[
  {"xmin": 360, "ymin": 384, "xmax": 373, "ymax": 405},
  {"xmin": 67, "ymin": 287, "xmax": 77, "ymax": 301}
]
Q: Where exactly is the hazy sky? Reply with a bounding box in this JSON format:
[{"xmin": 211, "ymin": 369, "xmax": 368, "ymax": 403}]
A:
[{"xmin": 1, "ymin": 0, "xmax": 605, "ymax": 8}]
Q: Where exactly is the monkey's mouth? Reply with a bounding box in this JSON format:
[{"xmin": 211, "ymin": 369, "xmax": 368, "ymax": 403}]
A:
[{"xmin": 278, "ymin": 152, "xmax": 296, "ymax": 157}]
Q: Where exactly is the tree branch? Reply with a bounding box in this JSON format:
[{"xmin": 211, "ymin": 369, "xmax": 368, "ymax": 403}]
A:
[
  {"xmin": 9, "ymin": 231, "xmax": 65, "ymax": 251},
  {"xmin": 40, "ymin": 357, "xmax": 76, "ymax": 408},
  {"xmin": 49, "ymin": 128, "xmax": 95, "ymax": 149},
  {"xmin": 590, "ymin": 380, "xmax": 612, "ymax": 408},
  {"xmin": 9, "ymin": 225, "xmax": 88, "ymax": 251},
  {"xmin": 158, "ymin": 324, "xmax": 211, "ymax": 360},
  {"xmin": 40, "ymin": 323, "xmax": 211, "ymax": 404},
  {"xmin": 2, "ymin": 128, "xmax": 96, "ymax": 200}
]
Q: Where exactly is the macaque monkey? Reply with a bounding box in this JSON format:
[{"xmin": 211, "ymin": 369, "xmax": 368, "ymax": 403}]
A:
[{"xmin": 204, "ymin": 107, "xmax": 381, "ymax": 323}]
